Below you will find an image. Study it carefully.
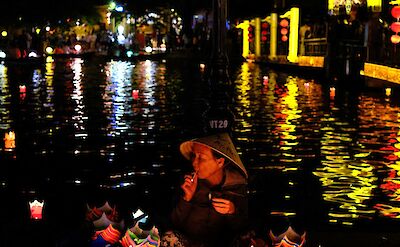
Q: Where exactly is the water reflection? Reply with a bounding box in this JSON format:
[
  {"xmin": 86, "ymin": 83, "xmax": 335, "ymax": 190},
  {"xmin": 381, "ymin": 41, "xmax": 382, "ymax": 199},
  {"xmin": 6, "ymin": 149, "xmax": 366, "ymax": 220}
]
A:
[
  {"xmin": 104, "ymin": 61, "xmax": 134, "ymax": 137},
  {"xmin": 3, "ymin": 58, "xmax": 400, "ymax": 230},
  {"xmin": 0, "ymin": 64, "xmax": 11, "ymax": 132},
  {"xmin": 358, "ymin": 94, "xmax": 400, "ymax": 219},
  {"xmin": 71, "ymin": 58, "xmax": 88, "ymax": 145}
]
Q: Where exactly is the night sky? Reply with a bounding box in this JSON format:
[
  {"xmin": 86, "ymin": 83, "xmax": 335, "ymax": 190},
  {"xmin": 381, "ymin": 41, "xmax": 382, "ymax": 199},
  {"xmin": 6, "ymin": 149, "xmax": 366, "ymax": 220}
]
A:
[{"xmin": 2, "ymin": 0, "xmax": 327, "ymax": 25}]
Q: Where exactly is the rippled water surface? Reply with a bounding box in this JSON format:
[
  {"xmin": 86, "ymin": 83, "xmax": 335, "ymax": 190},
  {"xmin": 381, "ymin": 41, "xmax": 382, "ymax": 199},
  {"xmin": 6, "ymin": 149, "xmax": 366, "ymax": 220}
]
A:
[{"xmin": 1, "ymin": 56, "xmax": 400, "ymax": 243}]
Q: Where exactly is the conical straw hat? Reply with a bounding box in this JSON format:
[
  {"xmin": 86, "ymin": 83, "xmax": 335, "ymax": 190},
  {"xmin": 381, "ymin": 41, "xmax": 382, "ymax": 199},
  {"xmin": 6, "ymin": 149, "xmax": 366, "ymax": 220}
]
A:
[{"xmin": 180, "ymin": 133, "xmax": 248, "ymax": 178}]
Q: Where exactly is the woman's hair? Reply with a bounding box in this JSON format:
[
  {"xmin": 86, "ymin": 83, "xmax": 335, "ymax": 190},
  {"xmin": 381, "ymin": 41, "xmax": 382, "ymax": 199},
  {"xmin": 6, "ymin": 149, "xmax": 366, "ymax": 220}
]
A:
[{"xmin": 211, "ymin": 150, "xmax": 231, "ymax": 167}]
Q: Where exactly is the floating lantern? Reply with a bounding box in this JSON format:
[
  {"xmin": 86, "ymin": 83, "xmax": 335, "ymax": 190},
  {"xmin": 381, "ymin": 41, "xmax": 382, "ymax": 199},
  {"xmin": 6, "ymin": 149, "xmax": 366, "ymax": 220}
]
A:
[
  {"xmin": 74, "ymin": 44, "xmax": 82, "ymax": 52},
  {"xmin": 1, "ymin": 31, "xmax": 7, "ymax": 37},
  {"xmin": 391, "ymin": 34, "xmax": 400, "ymax": 44},
  {"xmin": 281, "ymin": 35, "xmax": 288, "ymax": 42},
  {"xmin": 29, "ymin": 200, "xmax": 44, "ymax": 220},
  {"xmin": 200, "ymin": 63, "xmax": 206, "ymax": 70},
  {"xmin": 4, "ymin": 131, "xmax": 15, "ymax": 149},
  {"xmin": 263, "ymin": 76, "xmax": 269, "ymax": 86},
  {"xmin": 391, "ymin": 6, "xmax": 400, "ymax": 19},
  {"xmin": 280, "ymin": 28, "xmax": 288, "ymax": 35},
  {"xmin": 19, "ymin": 85, "xmax": 26, "ymax": 100},
  {"xmin": 132, "ymin": 89, "xmax": 139, "ymax": 100},
  {"xmin": 19, "ymin": 85, "xmax": 26, "ymax": 93},
  {"xmin": 330, "ymin": 87, "xmax": 336, "ymax": 99}
]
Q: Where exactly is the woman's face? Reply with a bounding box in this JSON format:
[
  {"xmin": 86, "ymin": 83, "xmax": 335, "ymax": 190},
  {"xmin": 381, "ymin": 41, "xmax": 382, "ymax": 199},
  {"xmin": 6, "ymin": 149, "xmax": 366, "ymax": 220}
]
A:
[{"xmin": 191, "ymin": 143, "xmax": 224, "ymax": 179}]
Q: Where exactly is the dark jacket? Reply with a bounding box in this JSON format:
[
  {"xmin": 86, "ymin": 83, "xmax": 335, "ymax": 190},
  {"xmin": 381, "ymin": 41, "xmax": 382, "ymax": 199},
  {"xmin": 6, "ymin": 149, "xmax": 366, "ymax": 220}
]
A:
[{"xmin": 171, "ymin": 167, "xmax": 248, "ymax": 246}]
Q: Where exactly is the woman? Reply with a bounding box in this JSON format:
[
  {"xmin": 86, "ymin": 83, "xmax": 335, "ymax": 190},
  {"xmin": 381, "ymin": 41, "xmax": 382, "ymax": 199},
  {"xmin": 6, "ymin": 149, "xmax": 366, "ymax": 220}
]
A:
[{"xmin": 162, "ymin": 133, "xmax": 248, "ymax": 247}]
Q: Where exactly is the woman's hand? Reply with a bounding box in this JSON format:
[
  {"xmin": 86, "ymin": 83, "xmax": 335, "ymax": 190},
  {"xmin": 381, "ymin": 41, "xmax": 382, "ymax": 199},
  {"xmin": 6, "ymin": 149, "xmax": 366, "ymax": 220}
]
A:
[
  {"xmin": 211, "ymin": 198, "xmax": 235, "ymax": 214},
  {"xmin": 181, "ymin": 174, "xmax": 198, "ymax": 202}
]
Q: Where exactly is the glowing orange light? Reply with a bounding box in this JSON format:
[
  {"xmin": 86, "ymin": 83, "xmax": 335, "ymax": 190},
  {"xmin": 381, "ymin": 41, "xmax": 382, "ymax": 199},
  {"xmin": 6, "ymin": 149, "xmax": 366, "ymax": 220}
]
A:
[
  {"xmin": 330, "ymin": 87, "xmax": 336, "ymax": 99},
  {"xmin": 280, "ymin": 28, "xmax": 288, "ymax": 35},
  {"xmin": 281, "ymin": 35, "xmax": 288, "ymax": 42},
  {"xmin": 29, "ymin": 200, "xmax": 44, "ymax": 220},
  {"xmin": 280, "ymin": 19, "xmax": 289, "ymax": 27},
  {"xmin": 391, "ymin": 34, "xmax": 400, "ymax": 44},
  {"xmin": 4, "ymin": 131, "xmax": 15, "ymax": 149}
]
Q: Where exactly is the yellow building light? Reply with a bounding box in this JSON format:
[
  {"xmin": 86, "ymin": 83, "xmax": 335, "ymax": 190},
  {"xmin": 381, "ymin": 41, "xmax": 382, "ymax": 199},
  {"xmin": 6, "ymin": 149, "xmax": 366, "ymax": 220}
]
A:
[{"xmin": 236, "ymin": 20, "xmax": 250, "ymax": 58}]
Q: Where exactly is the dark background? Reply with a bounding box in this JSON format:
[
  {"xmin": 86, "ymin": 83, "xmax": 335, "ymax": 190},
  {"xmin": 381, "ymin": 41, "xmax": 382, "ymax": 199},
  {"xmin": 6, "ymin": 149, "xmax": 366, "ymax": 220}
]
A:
[{"xmin": 3, "ymin": 0, "xmax": 328, "ymax": 25}]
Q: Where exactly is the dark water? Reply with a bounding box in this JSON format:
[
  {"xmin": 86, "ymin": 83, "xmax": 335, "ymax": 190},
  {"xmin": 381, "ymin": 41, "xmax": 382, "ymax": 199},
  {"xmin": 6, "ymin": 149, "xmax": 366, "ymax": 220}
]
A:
[{"xmin": 1, "ymin": 56, "xmax": 400, "ymax": 245}]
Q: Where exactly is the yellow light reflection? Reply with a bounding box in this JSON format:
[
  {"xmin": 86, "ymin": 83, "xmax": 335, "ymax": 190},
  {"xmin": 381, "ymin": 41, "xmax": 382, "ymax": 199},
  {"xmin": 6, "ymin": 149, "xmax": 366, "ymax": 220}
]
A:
[
  {"xmin": 315, "ymin": 95, "xmax": 377, "ymax": 225},
  {"xmin": 235, "ymin": 62, "xmax": 253, "ymax": 132},
  {"xmin": 0, "ymin": 64, "xmax": 12, "ymax": 134},
  {"xmin": 277, "ymin": 76, "xmax": 300, "ymax": 162}
]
